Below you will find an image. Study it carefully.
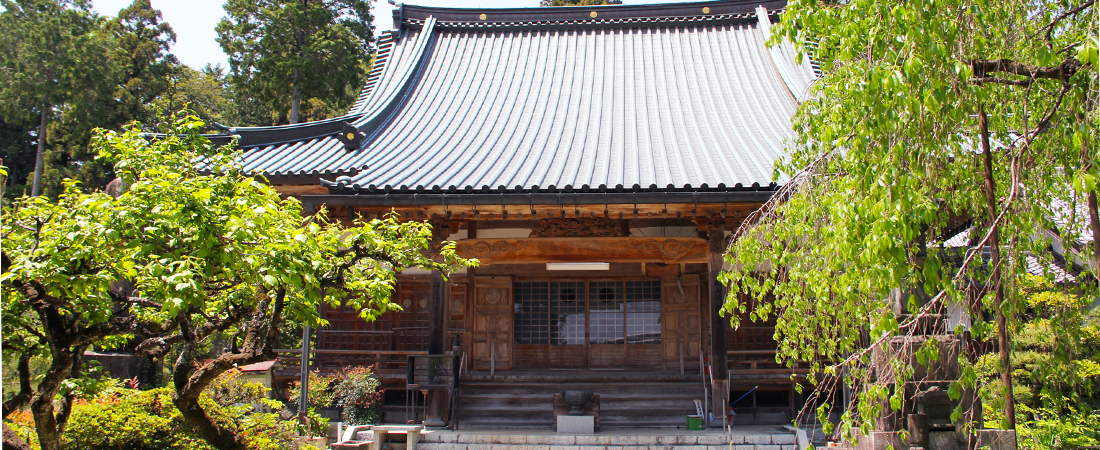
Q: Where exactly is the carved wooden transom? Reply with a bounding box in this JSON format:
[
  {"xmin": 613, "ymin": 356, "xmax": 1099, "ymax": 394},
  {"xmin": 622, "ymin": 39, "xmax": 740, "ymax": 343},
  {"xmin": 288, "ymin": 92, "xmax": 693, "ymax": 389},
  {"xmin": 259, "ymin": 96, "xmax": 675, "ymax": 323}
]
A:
[{"xmin": 529, "ymin": 218, "xmax": 622, "ymax": 237}]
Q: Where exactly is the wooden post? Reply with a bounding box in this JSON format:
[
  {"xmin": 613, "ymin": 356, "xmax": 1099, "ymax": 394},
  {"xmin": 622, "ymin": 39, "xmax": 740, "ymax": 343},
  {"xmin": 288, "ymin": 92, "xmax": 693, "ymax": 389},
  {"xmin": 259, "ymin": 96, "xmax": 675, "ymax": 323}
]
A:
[
  {"xmin": 298, "ymin": 324, "xmax": 311, "ymax": 418},
  {"xmin": 428, "ymin": 274, "xmax": 445, "ymax": 354},
  {"xmin": 424, "ymin": 274, "xmax": 447, "ymax": 427},
  {"xmin": 708, "ymin": 229, "xmax": 729, "ymax": 427}
]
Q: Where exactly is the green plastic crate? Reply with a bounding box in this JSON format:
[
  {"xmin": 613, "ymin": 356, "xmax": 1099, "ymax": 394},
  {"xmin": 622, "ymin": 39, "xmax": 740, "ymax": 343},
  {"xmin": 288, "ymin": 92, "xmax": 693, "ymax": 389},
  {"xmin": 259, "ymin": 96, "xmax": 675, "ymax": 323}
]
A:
[{"xmin": 686, "ymin": 415, "xmax": 704, "ymax": 430}]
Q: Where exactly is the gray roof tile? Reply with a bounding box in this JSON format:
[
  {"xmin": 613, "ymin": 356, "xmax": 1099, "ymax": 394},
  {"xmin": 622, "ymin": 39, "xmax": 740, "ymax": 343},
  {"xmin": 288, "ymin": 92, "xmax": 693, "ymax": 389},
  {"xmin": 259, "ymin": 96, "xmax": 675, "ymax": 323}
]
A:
[{"xmin": 222, "ymin": 1, "xmax": 813, "ymax": 194}]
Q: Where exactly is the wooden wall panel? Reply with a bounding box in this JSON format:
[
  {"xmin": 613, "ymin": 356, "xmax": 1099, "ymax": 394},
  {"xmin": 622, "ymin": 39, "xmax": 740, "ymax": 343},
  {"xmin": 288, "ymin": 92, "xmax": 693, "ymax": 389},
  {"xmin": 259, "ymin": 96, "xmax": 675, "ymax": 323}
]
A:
[
  {"xmin": 513, "ymin": 346, "xmax": 551, "ymax": 369},
  {"xmin": 549, "ymin": 346, "xmax": 587, "ymax": 369},
  {"xmin": 626, "ymin": 345, "xmax": 663, "ymax": 369},
  {"xmin": 589, "ymin": 345, "xmax": 624, "ymax": 368},
  {"xmin": 394, "ymin": 277, "xmax": 431, "ymax": 351}
]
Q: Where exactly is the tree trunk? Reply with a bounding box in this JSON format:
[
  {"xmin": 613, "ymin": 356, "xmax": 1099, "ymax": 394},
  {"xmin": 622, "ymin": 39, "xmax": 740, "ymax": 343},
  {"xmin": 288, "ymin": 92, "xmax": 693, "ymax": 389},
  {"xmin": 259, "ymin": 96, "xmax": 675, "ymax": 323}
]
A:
[
  {"xmin": 29, "ymin": 347, "xmax": 75, "ymax": 450},
  {"xmin": 54, "ymin": 346, "xmax": 86, "ymax": 433},
  {"xmin": 172, "ymin": 394, "xmax": 249, "ymax": 450},
  {"xmin": 289, "ymin": 69, "xmax": 303, "ymax": 124},
  {"xmin": 3, "ymin": 423, "xmax": 32, "ymax": 450},
  {"xmin": 171, "ymin": 343, "xmax": 250, "ymax": 450},
  {"xmin": 978, "ymin": 104, "xmax": 1016, "ymax": 430},
  {"xmin": 2, "ymin": 353, "xmax": 35, "ymax": 420},
  {"xmin": 171, "ymin": 288, "xmax": 284, "ymax": 450},
  {"xmin": 31, "ymin": 106, "xmax": 47, "ymax": 197},
  {"xmin": 1083, "ymin": 128, "xmax": 1100, "ymax": 275}
]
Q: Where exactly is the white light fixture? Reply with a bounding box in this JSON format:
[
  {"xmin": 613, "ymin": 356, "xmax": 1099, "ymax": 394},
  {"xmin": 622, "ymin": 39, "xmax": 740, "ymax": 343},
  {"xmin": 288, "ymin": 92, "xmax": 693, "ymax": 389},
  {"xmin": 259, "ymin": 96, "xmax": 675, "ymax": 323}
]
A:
[{"xmin": 546, "ymin": 262, "xmax": 610, "ymax": 271}]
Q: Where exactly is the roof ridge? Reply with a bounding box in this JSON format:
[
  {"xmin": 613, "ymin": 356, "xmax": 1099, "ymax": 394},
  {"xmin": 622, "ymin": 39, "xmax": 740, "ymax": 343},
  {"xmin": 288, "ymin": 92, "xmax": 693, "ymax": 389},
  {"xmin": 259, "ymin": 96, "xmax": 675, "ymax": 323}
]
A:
[
  {"xmin": 348, "ymin": 30, "xmax": 397, "ymax": 115},
  {"xmin": 404, "ymin": 12, "xmax": 767, "ymax": 31},
  {"xmin": 349, "ymin": 16, "xmax": 439, "ymax": 147},
  {"xmin": 398, "ymin": 0, "xmax": 784, "ymax": 24}
]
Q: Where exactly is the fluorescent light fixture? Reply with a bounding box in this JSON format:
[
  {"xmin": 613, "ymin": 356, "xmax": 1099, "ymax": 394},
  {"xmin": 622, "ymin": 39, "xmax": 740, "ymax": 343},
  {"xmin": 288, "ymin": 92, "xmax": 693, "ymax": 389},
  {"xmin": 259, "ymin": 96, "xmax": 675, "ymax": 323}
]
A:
[{"xmin": 546, "ymin": 262, "xmax": 610, "ymax": 271}]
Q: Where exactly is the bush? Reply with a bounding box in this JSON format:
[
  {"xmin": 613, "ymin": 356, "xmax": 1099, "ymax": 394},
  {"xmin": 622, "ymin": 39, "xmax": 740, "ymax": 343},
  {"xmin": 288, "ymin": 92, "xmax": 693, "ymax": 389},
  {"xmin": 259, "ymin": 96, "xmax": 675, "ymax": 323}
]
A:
[
  {"xmin": 286, "ymin": 370, "xmax": 337, "ymax": 411},
  {"xmin": 296, "ymin": 407, "xmax": 330, "ymax": 438},
  {"xmin": 1016, "ymin": 401, "xmax": 1100, "ymax": 450},
  {"xmin": 45, "ymin": 371, "xmax": 297, "ymax": 450},
  {"xmin": 285, "ymin": 366, "xmax": 384, "ymax": 425},
  {"xmin": 332, "ymin": 366, "xmax": 383, "ymax": 426},
  {"xmin": 61, "ymin": 388, "xmax": 207, "ymax": 450}
]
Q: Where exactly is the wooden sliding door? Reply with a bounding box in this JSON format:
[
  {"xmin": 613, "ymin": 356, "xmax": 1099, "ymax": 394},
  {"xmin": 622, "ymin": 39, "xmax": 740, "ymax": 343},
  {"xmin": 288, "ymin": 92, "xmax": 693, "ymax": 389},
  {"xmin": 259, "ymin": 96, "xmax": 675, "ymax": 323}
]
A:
[
  {"xmin": 662, "ymin": 274, "xmax": 702, "ymax": 370},
  {"xmin": 510, "ymin": 279, "xmax": 665, "ymax": 370},
  {"xmin": 472, "ymin": 277, "xmax": 512, "ymax": 371},
  {"xmin": 549, "ymin": 282, "xmax": 587, "ymax": 368}
]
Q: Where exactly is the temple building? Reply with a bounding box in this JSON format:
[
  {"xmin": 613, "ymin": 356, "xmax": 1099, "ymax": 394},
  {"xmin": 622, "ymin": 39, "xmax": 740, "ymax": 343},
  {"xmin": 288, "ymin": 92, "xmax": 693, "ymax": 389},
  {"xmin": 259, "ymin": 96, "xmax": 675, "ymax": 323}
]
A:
[{"xmin": 214, "ymin": 0, "xmax": 816, "ymax": 428}]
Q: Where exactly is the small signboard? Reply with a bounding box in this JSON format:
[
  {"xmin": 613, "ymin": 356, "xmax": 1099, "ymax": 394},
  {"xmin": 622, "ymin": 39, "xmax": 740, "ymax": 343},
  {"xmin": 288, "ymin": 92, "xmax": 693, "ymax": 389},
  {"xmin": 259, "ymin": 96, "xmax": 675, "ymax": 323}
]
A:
[{"xmin": 406, "ymin": 355, "xmax": 458, "ymax": 390}]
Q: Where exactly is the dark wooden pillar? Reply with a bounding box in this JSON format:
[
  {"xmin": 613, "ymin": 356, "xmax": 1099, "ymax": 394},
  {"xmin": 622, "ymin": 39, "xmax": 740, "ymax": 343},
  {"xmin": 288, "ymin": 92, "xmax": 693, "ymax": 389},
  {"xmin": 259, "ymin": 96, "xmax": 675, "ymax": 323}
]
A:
[
  {"xmin": 428, "ymin": 273, "xmax": 446, "ymax": 354},
  {"xmin": 707, "ymin": 229, "xmax": 729, "ymax": 426},
  {"xmin": 423, "ymin": 273, "xmax": 447, "ymax": 427},
  {"xmin": 711, "ymin": 276, "xmax": 728, "ymax": 378},
  {"xmin": 423, "ymin": 215, "xmax": 450, "ymax": 427}
]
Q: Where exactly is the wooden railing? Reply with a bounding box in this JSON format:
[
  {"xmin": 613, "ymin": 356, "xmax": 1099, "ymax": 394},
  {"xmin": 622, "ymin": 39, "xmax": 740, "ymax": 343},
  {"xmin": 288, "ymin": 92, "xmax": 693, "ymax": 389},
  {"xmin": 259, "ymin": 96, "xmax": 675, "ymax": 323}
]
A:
[{"xmin": 275, "ymin": 348, "xmax": 429, "ymax": 377}]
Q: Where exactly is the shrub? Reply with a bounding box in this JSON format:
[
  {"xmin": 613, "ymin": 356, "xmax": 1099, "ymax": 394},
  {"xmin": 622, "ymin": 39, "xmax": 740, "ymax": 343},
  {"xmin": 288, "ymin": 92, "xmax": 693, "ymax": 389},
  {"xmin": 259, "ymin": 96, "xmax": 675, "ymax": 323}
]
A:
[
  {"xmin": 61, "ymin": 387, "xmax": 209, "ymax": 450},
  {"xmin": 332, "ymin": 366, "xmax": 383, "ymax": 426},
  {"xmin": 5, "ymin": 410, "xmax": 38, "ymax": 450},
  {"xmin": 52, "ymin": 372, "xmax": 297, "ymax": 450},
  {"xmin": 285, "ymin": 366, "xmax": 384, "ymax": 425},
  {"xmin": 296, "ymin": 407, "xmax": 330, "ymax": 438},
  {"xmin": 286, "ymin": 370, "xmax": 337, "ymax": 410}
]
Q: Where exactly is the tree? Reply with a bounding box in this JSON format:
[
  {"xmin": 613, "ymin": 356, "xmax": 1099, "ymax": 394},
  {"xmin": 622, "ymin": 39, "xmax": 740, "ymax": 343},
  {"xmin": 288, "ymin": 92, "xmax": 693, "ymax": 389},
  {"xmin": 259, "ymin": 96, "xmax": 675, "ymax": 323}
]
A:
[
  {"xmin": 721, "ymin": 0, "xmax": 1097, "ymax": 439},
  {"xmin": 0, "ymin": 0, "xmax": 180, "ymax": 199},
  {"xmin": 0, "ymin": 0, "xmax": 111, "ymax": 197},
  {"xmin": 0, "ymin": 119, "xmax": 38, "ymax": 198},
  {"xmin": 105, "ymin": 0, "xmax": 178, "ymax": 127},
  {"xmin": 152, "ymin": 64, "xmax": 271, "ymax": 130},
  {"xmin": 992, "ymin": 275, "xmax": 1100, "ymax": 448},
  {"xmin": 1, "ymin": 114, "xmax": 476, "ymax": 450},
  {"xmin": 216, "ymin": 0, "xmax": 374, "ymax": 125}
]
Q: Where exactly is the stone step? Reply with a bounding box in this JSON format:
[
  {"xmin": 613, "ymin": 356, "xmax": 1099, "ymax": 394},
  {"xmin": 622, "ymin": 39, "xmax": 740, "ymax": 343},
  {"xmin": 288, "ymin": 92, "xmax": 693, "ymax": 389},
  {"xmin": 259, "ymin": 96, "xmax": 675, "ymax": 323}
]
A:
[
  {"xmin": 418, "ymin": 445, "xmax": 797, "ymax": 450},
  {"xmin": 419, "ymin": 434, "xmax": 797, "ymax": 446}
]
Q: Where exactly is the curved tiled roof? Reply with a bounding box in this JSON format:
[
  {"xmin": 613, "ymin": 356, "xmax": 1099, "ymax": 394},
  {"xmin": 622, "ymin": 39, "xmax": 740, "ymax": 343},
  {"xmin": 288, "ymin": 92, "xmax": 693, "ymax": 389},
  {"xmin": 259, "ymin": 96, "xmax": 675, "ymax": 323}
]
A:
[{"xmin": 221, "ymin": 0, "xmax": 813, "ymax": 195}]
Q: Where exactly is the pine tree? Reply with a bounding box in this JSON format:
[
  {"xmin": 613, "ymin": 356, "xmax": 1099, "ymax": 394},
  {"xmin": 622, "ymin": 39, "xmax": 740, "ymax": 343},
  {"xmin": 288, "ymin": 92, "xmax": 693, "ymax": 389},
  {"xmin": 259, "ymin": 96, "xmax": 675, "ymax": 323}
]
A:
[{"xmin": 216, "ymin": 0, "xmax": 374, "ymax": 125}]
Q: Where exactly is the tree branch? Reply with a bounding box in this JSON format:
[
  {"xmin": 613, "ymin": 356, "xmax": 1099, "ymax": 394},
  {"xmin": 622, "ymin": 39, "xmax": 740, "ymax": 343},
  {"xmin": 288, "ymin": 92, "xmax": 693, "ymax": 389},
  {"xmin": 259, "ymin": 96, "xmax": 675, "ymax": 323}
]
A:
[
  {"xmin": 972, "ymin": 76, "xmax": 1035, "ymax": 87},
  {"xmin": 970, "ymin": 57, "xmax": 1081, "ymax": 84},
  {"xmin": 1043, "ymin": 0, "xmax": 1096, "ymax": 44},
  {"xmin": 2, "ymin": 351, "xmax": 36, "ymax": 420}
]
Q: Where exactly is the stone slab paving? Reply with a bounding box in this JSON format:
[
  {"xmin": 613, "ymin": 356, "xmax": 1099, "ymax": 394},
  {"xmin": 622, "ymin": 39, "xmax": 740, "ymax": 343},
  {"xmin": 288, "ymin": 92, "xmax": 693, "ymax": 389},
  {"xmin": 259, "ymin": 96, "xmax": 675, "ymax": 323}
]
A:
[{"xmin": 417, "ymin": 426, "xmax": 797, "ymax": 450}]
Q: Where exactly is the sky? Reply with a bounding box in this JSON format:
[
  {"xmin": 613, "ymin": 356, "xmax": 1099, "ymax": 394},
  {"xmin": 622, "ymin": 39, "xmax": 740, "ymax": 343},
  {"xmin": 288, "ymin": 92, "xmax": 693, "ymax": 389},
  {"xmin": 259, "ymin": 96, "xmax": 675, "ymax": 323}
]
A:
[{"xmin": 90, "ymin": 0, "xmax": 689, "ymax": 69}]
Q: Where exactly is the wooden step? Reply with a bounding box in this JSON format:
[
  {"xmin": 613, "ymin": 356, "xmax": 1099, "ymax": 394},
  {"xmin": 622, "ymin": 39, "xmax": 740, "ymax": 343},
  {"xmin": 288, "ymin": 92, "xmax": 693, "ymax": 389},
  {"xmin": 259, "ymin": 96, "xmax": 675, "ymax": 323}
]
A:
[{"xmin": 455, "ymin": 379, "xmax": 710, "ymax": 428}]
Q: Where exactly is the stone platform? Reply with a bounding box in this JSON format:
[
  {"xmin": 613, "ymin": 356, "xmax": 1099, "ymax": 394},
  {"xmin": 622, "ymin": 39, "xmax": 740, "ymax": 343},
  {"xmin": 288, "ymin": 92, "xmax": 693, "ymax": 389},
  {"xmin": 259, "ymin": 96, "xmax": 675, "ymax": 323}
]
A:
[{"xmin": 417, "ymin": 426, "xmax": 798, "ymax": 450}]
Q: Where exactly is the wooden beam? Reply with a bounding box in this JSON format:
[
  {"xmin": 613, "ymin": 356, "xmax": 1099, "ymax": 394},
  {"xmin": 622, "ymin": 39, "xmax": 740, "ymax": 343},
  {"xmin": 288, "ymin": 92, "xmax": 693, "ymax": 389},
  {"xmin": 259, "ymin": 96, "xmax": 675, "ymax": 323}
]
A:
[
  {"xmin": 273, "ymin": 185, "xmax": 329, "ymax": 198},
  {"xmin": 319, "ymin": 202, "xmax": 757, "ymax": 221},
  {"xmin": 455, "ymin": 237, "xmax": 709, "ymax": 264}
]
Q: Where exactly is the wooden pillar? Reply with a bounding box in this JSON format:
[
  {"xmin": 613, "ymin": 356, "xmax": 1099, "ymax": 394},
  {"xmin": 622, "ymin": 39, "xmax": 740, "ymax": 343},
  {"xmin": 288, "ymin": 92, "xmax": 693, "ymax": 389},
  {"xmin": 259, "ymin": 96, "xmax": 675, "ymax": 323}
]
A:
[
  {"xmin": 710, "ymin": 276, "xmax": 728, "ymax": 378},
  {"xmin": 428, "ymin": 274, "xmax": 446, "ymax": 354},
  {"xmin": 707, "ymin": 229, "xmax": 729, "ymax": 426},
  {"xmin": 424, "ymin": 273, "xmax": 447, "ymax": 427}
]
